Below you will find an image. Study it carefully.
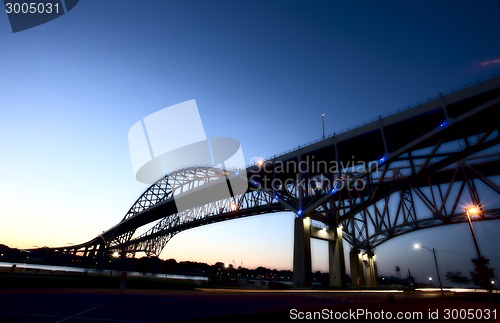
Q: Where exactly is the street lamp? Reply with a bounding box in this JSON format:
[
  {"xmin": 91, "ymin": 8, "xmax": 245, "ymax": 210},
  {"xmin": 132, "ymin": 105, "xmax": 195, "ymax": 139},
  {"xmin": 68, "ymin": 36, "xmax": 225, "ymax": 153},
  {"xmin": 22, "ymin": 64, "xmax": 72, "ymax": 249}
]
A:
[
  {"xmin": 465, "ymin": 206, "xmax": 495, "ymax": 300},
  {"xmin": 465, "ymin": 206, "xmax": 483, "ymax": 258},
  {"xmin": 414, "ymin": 243, "xmax": 444, "ymax": 297},
  {"xmin": 322, "ymin": 113, "xmax": 325, "ymax": 139}
]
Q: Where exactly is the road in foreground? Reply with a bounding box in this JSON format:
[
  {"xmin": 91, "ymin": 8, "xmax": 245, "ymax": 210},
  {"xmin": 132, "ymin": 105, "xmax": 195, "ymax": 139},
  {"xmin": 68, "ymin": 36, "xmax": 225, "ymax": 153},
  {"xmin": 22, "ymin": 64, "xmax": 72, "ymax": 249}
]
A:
[{"xmin": 0, "ymin": 288, "xmax": 498, "ymax": 322}]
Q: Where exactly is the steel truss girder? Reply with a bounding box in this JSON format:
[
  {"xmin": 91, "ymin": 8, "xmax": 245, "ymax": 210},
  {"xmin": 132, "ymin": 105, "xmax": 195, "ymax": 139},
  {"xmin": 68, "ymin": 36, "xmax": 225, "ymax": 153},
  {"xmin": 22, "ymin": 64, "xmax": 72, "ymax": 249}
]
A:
[
  {"xmin": 299, "ymin": 95, "xmax": 500, "ymax": 218},
  {"xmin": 340, "ymin": 139, "xmax": 500, "ymax": 250},
  {"xmin": 61, "ymin": 167, "xmax": 242, "ymax": 257},
  {"xmin": 121, "ymin": 188, "xmax": 284, "ymax": 257},
  {"xmin": 108, "ymin": 167, "xmax": 232, "ymax": 249}
]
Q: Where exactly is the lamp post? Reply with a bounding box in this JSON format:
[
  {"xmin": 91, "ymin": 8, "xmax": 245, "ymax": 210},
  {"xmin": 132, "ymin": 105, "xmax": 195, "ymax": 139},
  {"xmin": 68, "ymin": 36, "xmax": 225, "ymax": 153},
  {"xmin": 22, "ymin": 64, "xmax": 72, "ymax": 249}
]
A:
[
  {"xmin": 322, "ymin": 113, "xmax": 325, "ymax": 139},
  {"xmin": 465, "ymin": 206, "xmax": 483, "ymax": 258},
  {"xmin": 414, "ymin": 243, "xmax": 444, "ymax": 297},
  {"xmin": 465, "ymin": 206, "xmax": 495, "ymax": 303}
]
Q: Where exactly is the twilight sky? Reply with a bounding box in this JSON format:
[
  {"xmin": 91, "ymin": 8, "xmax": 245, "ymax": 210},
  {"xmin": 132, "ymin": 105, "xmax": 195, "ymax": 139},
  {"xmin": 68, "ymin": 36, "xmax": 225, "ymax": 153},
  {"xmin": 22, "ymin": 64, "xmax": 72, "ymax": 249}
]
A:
[{"xmin": 1, "ymin": 0, "xmax": 500, "ymax": 284}]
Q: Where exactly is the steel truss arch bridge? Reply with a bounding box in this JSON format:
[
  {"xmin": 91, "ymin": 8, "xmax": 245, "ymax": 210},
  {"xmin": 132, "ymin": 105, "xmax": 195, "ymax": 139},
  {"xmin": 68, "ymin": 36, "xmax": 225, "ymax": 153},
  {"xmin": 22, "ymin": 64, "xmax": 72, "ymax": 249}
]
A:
[{"xmin": 50, "ymin": 76, "xmax": 500, "ymax": 288}]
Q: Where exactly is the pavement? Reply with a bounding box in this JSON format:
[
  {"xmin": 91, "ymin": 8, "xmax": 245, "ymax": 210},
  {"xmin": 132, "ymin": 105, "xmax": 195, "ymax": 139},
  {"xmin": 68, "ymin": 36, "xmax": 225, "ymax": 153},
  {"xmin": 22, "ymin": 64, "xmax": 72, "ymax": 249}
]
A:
[{"xmin": 0, "ymin": 288, "xmax": 498, "ymax": 322}]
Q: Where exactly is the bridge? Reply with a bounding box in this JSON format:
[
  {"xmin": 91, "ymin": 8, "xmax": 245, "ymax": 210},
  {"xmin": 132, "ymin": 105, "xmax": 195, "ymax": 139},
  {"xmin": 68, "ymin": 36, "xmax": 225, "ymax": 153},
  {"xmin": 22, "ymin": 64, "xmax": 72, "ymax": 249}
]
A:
[{"xmin": 49, "ymin": 75, "xmax": 500, "ymax": 288}]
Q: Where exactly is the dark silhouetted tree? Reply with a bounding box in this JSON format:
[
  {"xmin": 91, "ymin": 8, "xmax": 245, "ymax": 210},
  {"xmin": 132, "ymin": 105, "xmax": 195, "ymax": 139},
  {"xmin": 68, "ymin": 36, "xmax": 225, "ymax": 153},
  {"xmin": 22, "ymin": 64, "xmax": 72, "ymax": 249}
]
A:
[
  {"xmin": 470, "ymin": 257, "xmax": 494, "ymax": 291},
  {"xmin": 445, "ymin": 271, "xmax": 470, "ymax": 288}
]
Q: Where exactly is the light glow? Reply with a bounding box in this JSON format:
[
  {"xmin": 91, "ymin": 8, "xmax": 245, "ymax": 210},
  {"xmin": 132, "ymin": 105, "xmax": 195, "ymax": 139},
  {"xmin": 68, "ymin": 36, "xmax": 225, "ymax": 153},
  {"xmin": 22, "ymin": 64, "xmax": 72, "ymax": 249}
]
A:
[{"xmin": 466, "ymin": 206, "xmax": 480, "ymax": 216}]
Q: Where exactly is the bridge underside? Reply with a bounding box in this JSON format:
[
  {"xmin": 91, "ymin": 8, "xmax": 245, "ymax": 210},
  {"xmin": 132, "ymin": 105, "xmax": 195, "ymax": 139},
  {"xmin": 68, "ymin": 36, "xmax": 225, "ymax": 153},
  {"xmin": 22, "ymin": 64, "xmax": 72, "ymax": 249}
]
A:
[{"xmin": 48, "ymin": 76, "xmax": 500, "ymax": 288}]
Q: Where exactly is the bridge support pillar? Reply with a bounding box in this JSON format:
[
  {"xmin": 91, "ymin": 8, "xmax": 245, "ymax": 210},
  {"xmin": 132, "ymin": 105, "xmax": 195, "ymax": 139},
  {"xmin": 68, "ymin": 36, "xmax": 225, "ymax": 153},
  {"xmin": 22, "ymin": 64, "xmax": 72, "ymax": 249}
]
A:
[
  {"xmin": 327, "ymin": 226, "xmax": 346, "ymax": 288},
  {"xmin": 293, "ymin": 217, "xmax": 312, "ymax": 288},
  {"xmin": 350, "ymin": 249, "xmax": 378, "ymax": 288},
  {"xmin": 294, "ymin": 218, "xmax": 346, "ymax": 288},
  {"xmin": 364, "ymin": 251, "xmax": 378, "ymax": 287},
  {"xmin": 96, "ymin": 243, "xmax": 107, "ymax": 268}
]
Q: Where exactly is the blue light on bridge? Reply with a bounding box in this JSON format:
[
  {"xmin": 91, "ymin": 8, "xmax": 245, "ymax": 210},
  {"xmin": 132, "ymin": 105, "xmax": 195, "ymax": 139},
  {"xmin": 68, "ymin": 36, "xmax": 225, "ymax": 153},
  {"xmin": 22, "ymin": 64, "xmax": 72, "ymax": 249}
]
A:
[
  {"xmin": 298, "ymin": 210, "xmax": 302, "ymax": 216},
  {"xmin": 439, "ymin": 121, "xmax": 447, "ymax": 128},
  {"xmin": 379, "ymin": 156, "xmax": 385, "ymax": 164},
  {"xmin": 330, "ymin": 188, "xmax": 336, "ymax": 194}
]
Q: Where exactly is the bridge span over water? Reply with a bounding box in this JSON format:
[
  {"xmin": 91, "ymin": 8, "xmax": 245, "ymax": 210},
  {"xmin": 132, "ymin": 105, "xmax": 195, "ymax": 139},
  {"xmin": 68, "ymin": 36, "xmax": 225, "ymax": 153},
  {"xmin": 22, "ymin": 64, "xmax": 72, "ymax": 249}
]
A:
[{"xmin": 51, "ymin": 76, "xmax": 500, "ymax": 288}]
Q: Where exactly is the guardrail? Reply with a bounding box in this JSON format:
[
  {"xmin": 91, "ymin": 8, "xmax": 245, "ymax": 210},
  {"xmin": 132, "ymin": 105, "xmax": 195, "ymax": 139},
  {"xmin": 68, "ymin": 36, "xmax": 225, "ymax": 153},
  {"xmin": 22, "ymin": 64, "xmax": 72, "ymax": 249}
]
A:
[{"xmin": 245, "ymin": 73, "xmax": 498, "ymax": 168}]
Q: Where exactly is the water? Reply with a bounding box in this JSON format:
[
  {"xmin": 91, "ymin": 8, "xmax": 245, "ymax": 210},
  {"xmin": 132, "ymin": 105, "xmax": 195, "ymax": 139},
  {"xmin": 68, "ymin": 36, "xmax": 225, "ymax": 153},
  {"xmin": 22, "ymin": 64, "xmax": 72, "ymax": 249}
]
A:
[
  {"xmin": 0, "ymin": 261, "xmax": 208, "ymax": 281},
  {"xmin": 0, "ymin": 261, "xmax": 101, "ymax": 274}
]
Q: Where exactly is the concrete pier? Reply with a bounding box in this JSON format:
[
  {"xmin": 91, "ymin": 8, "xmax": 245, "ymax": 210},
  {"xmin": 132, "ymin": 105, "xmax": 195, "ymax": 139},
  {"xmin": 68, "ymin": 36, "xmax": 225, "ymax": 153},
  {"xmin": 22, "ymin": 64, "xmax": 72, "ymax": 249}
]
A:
[{"xmin": 293, "ymin": 217, "xmax": 347, "ymax": 288}]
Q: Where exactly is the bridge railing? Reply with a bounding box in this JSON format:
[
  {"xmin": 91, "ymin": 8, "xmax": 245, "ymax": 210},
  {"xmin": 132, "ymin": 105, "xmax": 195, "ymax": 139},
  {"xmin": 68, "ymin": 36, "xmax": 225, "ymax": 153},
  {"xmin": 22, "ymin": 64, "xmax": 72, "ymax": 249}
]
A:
[{"xmin": 245, "ymin": 73, "xmax": 498, "ymax": 169}]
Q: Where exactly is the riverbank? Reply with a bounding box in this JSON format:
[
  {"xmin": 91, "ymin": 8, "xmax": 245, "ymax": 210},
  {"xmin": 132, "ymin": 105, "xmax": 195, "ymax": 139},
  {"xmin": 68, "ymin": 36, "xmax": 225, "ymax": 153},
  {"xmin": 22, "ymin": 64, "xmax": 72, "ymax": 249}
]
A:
[
  {"xmin": 0, "ymin": 270, "xmax": 202, "ymax": 290},
  {"xmin": 0, "ymin": 261, "xmax": 294, "ymax": 291}
]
